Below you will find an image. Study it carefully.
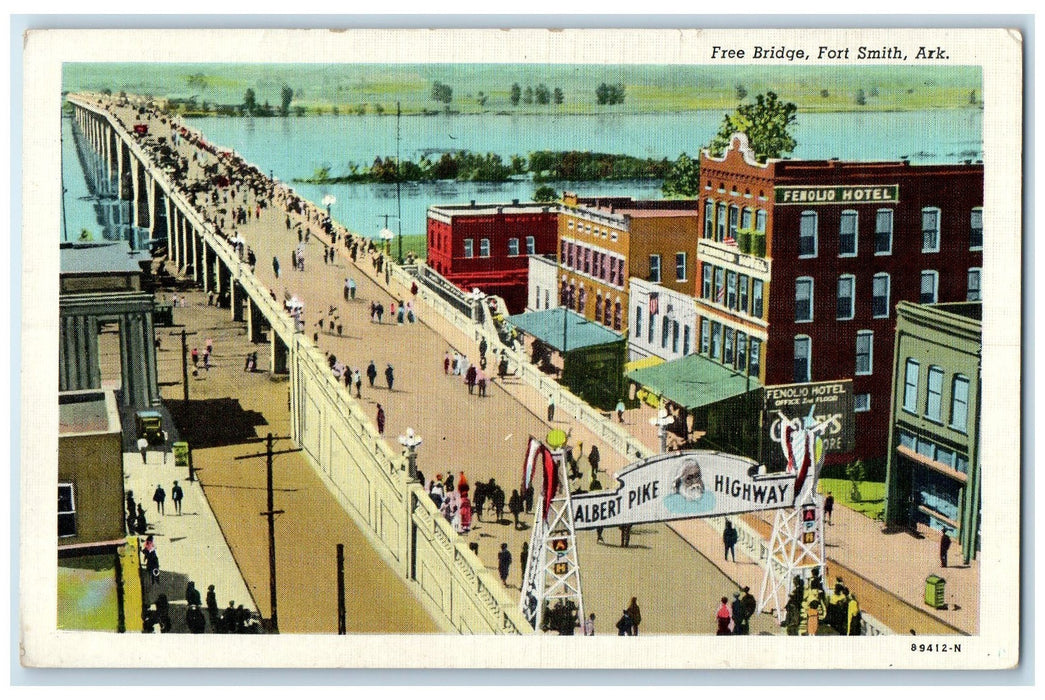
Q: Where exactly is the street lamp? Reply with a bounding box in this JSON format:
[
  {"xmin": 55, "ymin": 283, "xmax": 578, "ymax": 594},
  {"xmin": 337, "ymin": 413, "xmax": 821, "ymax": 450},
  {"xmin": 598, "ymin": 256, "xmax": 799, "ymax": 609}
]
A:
[
  {"xmin": 398, "ymin": 428, "xmax": 423, "ymax": 481},
  {"xmin": 650, "ymin": 407, "xmax": 673, "ymax": 454},
  {"xmin": 322, "ymin": 194, "xmax": 336, "ymax": 219},
  {"xmin": 379, "ymin": 227, "xmax": 395, "ymax": 285}
]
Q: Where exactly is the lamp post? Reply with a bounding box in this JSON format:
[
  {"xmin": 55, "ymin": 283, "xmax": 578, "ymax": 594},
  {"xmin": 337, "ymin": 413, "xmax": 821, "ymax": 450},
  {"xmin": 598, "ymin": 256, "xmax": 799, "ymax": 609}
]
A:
[
  {"xmin": 322, "ymin": 194, "xmax": 336, "ymax": 220},
  {"xmin": 379, "ymin": 227, "xmax": 395, "ymax": 285},
  {"xmin": 398, "ymin": 428, "xmax": 422, "ymax": 481},
  {"xmin": 650, "ymin": 407, "xmax": 673, "ymax": 454}
]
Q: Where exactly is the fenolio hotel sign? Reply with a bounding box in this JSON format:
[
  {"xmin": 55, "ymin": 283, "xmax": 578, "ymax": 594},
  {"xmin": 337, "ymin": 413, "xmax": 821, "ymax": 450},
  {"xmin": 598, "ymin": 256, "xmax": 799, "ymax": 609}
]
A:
[{"xmin": 774, "ymin": 184, "xmax": 899, "ymax": 205}]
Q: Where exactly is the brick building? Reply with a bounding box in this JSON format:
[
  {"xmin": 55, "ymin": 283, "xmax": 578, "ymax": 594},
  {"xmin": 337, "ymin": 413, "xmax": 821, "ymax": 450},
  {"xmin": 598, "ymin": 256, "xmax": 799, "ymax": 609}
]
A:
[
  {"xmin": 426, "ymin": 200, "xmax": 559, "ymax": 313},
  {"xmin": 558, "ymin": 192, "xmax": 700, "ymax": 334},
  {"xmin": 695, "ymin": 134, "xmax": 983, "ymax": 465}
]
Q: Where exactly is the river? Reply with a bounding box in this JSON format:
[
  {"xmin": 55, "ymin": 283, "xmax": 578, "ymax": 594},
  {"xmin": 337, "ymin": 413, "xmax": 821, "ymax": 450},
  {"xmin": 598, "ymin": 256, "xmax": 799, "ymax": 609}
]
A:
[{"xmin": 62, "ymin": 108, "xmax": 982, "ymax": 244}]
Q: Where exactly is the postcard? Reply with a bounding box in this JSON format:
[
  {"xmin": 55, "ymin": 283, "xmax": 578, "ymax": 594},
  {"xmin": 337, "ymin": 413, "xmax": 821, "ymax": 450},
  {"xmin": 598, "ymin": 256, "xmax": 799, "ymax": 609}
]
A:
[{"xmin": 20, "ymin": 25, "xmax": 1022, "ymax": 670}]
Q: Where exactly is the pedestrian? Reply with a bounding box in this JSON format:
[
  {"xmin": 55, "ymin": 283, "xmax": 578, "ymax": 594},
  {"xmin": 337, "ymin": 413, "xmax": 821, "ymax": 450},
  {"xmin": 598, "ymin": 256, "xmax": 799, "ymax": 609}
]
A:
[
  {"xmin": 353, "ymin": 369, "xmax": 362, "ymax": 399},
  {"xmin": 385, "ymin": 363, "xmax": 395, "ymax": 391},
  {"xmin": 588, "ymin": 444, "xmax": 601, "ymax": 476},
  {"xmin": 135, "ymin": 504, "xmax": 148, "ymax": 535},
  {"xmin": 203, "ymin": 351, "xmax": 211, "ymax": 371},
  {"xmin": 137, "ymin": 436, "xmax": 149, "ymax": 464},
  {"xmin": 153, "ymin": 484, "xmax": 166, "ymax": 515},
  {"xmin": 824, "ymin": 491, "xmax": 835, "ymax": 525},
  {"xmin": 491, "ymin": 483, "xmax": 506, "ymax": 523},
  {"xmin": 731, "ymin": 593, "xmax": 745, "ymax": 635},
  {"xmin": 171, "ymin": 480, "xmax": 183, "ymax": 515},
  {"xmin": 459, "ymin": 354, "xmax": 470, "ymax": 378},
  {"xmin": 376, "ymin": 403, "xmax": 385, "ymax": 434},
  {"xmin": 376, "ymin": 302, "xmax": 384, "ymax": 324},
  {"xmin": 444, "ymin": 351, "xmax": 451, "ymax": 375},
  {"xmin": 619, "ymin": 523, "xmax": 632, "ymax": 547},
  {"xmin": 366, "ymin": 360, "xmax": 377, "ymax": 388},
  {"xmin": 223, "ymin": 602, "xmax": 238, "ymax": 634},
  {"xmin": 741, "ymin": 586, "xmax": 757, "ymax": 634},
  {"xmin": 940, "ymin": 529, "xmax": 951, "ymax": 568},
  {"xmin": 406, "ymin": 301, "xmax": 415, "ymax": 323},
  {"xmin": 497, "ymin": 543, "xmax": 512, "ymax": 587},
  {"xmin": 272, "ymin": 256, "xmax": 280, "ymax": 278},
  {"xmin": 348, "ymin": 278, "xmax": 356, "ymax": 300},
  {"xmin": 520, "ymin": 541, "xmax": 529, "ymax": 585},
  {"xmin": 479, "ymin": 337, "xmax": 488, "ymax": 359},
  {"xmin": 615, "ymin": 609, "xmax": 633, "ymax": 636},
  {"xmin": 716, "ymin": 596, "xmax": 732, "ymax": 635},
  {"xmin": 452, "ymin": 352, "xmax": 461, "ymax": 376},
  {"xmin": 582, "ymin": 613, "xmax": 596, "ymax": 636},
  {"xmin": 509, "ymin": 489, "xmax": 524, "ymax": 528},
  {"xmin": 145, "ymin": 548, "xmax": 160, "ymax": 585},
  {"xmin": 723, "ymin": 519, "xmax": 738, "ymax": 562},
  {"xmin": 523, "ymin": 485, "xmax": 534, "ymax": 513},
  {"xmin": 397, "ymin": 303, "xmax": 405, "ymax": 325},
  {"xmin": 205, "ymin": 337, "xmax": 213, "ymax": 355},
  {"xmin": 186, "ymin": 604, "xmax": 206, "ymax": 634},
  {"xmin": 626, "ymin": 597, "xmax": 641, "ymax": 636},
  {"xmin": 185, "ymin": 580, "xmax": 202, "ymax": 607},
  {"xmin": 476, "ymin": 370, "xmax": 487, "ymax": 397},
  {"xmin": 472, "ymin": 482, "xmax": 487, "ymax": 522},
  {"xmin": 616, "ymin": 399, "xmax": 626, "ymax": 423},
  {"xmin": 191, "ymin": 347, "xmax": 200, "ymax": 367},
  {"xmin": 547, "ymin": 395, "xmax": 556, "ymax": 422},
  {"xmin": 465, "ymin": 364, "xmax": 477, "ymax": 394}
]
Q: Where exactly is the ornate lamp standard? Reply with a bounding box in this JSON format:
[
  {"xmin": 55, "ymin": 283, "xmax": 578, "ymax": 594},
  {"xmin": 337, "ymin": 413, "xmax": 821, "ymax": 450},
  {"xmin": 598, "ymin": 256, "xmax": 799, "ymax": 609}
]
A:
[
  {"xmin": 650, "ymin": 407, "xmax": 673, "ymax": 454},
  {"xmin": 397, "ymin": 428, "xmax": 423, "ymax": 481}
]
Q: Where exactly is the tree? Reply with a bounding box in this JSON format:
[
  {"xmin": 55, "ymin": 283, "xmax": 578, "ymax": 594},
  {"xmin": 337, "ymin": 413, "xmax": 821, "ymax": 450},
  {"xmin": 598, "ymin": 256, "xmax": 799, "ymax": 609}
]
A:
[
  {"xmin": 243, "ymin": 88, "xmax": 257, "ymax": 115},
  {"xmin": 661, "ymin": 152, "xmax": 701, "ymax": 198},
  {"xmin": 707, "ymin": 91, "xmax": 798, "ymax": 162},
  {"xmin": 294, "ymin": 106, "xmax": 306, "ymax": 117},
  {"xmin": 533, "ymin": 185, "xmax": 558, "ymax": 202},
  {"xmin": 735, "ymin": 84, "xmax": 748, "ymax": 100},
  {"xmin": 431, "ymin": 81, "xmax": 453, "ymax": 104},
  {"xmin": 855, "ymin": 89, "xmax": 867, "ymax": 106},
  {"xmin": 524, "ymin": 86, "xmax": 534, "ymax": 104},
  {"xmin": 280, "ymin": 85, "xmax": 293, "ymax": 117},
  {"xmin": 846, "ymin": 460, "xmax": 866, "ymax": 503},
  {"xmin": 596, "ymin": 83, "xmax": 609, "ymax": 105},
  {"xmin": 535, "ymin": 84, "xmax": 551, "ymax": 105},
  {"xmin": 510, "ymin": 83, "xmax": 521, "ymax": 106},
  {"xmin": 820, "ymin": 89, "xmax": 830, "ymax": 98},
  {"xmin": 477, "ymin": 91, "xmax": 488, "ymax": 108},
  {"xmin": 969, "ymin": 90, "xmax": 978, "ymax": 105}
]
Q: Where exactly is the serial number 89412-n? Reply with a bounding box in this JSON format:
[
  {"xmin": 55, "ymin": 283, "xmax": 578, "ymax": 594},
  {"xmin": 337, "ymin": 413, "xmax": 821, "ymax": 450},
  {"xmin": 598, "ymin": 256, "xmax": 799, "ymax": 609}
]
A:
[{"xmin": 911, "ymin": 644, "xmax": 962, "ymax": 653}]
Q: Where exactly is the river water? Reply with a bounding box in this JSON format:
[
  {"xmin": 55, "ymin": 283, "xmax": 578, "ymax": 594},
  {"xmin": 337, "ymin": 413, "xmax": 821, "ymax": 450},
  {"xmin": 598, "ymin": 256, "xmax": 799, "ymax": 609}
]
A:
[{"xmin": 62, "ymin": 108, "xmax": 982, "ymax": 243}]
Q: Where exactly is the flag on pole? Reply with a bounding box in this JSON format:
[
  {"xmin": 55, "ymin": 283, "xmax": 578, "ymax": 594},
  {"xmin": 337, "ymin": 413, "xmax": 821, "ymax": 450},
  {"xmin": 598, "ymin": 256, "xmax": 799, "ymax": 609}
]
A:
[
  {"xmin": 649, "ymin": 292, "xmax": 659, "ymax": 316},
  {"xmin": 521, "ymin": 436, "xmax": 542, "ymax": 491},
  {"xmin": 716, "ymin": 283, "xmax": 725, "ymax": 305},
  {"xmin": 541, "ymin": 446, "xmax": 558, "ymax": 522}
]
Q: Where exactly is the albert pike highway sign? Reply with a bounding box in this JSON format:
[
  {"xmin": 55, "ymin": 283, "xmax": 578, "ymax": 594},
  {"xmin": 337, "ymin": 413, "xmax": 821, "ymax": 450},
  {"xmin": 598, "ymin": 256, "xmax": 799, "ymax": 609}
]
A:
[{"xmin": 570, "ymin": 450, "xmax": 795, "ymax": 530}]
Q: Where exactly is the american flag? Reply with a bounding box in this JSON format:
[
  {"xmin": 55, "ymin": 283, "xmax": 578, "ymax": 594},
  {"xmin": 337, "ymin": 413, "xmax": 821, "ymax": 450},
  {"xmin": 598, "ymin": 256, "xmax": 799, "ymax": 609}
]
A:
[
  {"xmin": 649, "ymin": 292, "xmax": 659, "ymax": 315},
  {"xmin": 723, "ymin": 235, "xmax": 737, "ymax": 246},
  {"xmin": 716, "ymin": 283, "xmax": 725, "ymax": 305}
]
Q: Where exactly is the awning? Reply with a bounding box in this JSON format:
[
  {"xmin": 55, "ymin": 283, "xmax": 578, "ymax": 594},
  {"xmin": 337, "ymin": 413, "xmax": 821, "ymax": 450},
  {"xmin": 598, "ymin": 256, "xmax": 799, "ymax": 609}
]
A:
[
  {"xmin": 624, "ymin": 355, "xmax": 664, "ymax": 373},
  {"xmin": 626, "ymin": 353, "xmax": 761, "ymax": 410},
  {"xmin": 508, "ymin": 307, "xmax": 623, "ymax": 353}
]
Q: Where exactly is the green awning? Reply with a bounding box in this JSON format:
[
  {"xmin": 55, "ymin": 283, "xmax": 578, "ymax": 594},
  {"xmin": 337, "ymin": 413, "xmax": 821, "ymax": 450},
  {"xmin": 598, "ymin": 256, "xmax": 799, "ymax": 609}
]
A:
[
  {"xmin": 626, "ymin": 353, "xmax": 761, "ymax": 410},
  {"xmin": 508, "ymin": 308, "xmax": 623, "ymax": 353}
]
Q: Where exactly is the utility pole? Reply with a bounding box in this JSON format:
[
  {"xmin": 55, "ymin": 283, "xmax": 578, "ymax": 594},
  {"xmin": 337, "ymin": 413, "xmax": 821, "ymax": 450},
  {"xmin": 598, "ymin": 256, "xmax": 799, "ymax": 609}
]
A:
[
  {"xmin": 337, "ymin": 543, "xmax": 346, "ymax": 635},
  {"xmin": 233, "ymin": 433, "xmax": 300, "ymax": 633},
  {"xmin": 396, "ymin": 101, "xmax": 403, "ymax": 264},
  {"xmin": 169, "ymin": 328, "xmax": 198, "ymax": 402}
]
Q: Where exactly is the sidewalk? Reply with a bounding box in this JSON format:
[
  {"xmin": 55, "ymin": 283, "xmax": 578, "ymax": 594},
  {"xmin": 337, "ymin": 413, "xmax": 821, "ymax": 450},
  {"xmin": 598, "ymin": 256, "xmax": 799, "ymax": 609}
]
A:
[{"xmin": 123, "ymin": 447, "xmax": 257, "ymax": 632}]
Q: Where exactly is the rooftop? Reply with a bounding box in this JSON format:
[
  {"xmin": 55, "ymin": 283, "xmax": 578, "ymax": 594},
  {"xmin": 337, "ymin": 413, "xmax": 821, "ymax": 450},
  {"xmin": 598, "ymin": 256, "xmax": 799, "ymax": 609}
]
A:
[
  {"xmin": 508, "ymin": 307, "xmax": 623, "ymax": 352},
  {"xmin": 59, "ymin": 390, "xmax": 121, "ymax": 435},
  {"xmin": 60, "ymin": 241, "xmax": 150, "ymax": 276},
  {"xmin": 428, "ymin": 201, "xmax": 557, "ymax": 217},
  {"xmin": 627, "ymin": 353, "xmax": 762, "ymax": 410}
]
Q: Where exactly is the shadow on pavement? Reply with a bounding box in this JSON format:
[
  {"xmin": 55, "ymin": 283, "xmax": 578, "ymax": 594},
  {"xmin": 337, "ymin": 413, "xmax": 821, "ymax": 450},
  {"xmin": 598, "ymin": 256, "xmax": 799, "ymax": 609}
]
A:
[{"xmin": 166, "ymin": 397, "xmax": 269, "ymax": 448}]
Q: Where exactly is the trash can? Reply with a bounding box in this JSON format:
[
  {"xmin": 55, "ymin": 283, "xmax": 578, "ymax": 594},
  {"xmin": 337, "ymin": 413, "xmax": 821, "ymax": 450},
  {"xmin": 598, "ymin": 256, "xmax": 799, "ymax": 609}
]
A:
[
  {"xmin": 172, "ymin": 442, "xmax": 189, "ymax": 467},
  {"xmin": 924, "ymin": 574, "xmax": 946, "ymax": 609}
]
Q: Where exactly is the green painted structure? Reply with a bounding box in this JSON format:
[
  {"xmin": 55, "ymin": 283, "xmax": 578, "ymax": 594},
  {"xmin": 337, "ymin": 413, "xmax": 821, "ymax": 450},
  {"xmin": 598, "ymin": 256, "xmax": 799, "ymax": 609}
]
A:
[{"xmin": 884, "ymin": 302, "xmax": 981, "ymax": 564}]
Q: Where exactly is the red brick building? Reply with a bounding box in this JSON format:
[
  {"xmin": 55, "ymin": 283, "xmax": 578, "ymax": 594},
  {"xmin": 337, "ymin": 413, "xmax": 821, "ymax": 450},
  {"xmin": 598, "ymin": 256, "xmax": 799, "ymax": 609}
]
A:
[
  {"xmin": 426, "ymin": 201, "xmax": 559, "ymax": 313},
  {"xmin": 695, "ymin": 134, "xmax": 983, "ymax": 465}
]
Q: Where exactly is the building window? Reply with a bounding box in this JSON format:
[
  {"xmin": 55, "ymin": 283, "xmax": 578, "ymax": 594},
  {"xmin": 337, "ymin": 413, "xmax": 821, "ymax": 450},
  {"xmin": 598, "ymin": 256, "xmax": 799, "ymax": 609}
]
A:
[
  {"xmin": 799, "ymin": 211, "xmax": 818, "ymax": 257},
  {"xmin": 794, "ymin": 336, "xmax": 811, "ymax": 383},
  {"xmin": 568, "ymin": 220, "xmax": 574, "ymax": 230},
  {"xmin": 544, "ymin": 289, "xmax": 550, "ymax": 309},
  {"xmin": 717, "ymin": 202, "xmax": 728, "ymax": 241},
  {"xmin": 526, "ymin": 236, "xmax": 535, "ymax": 255},
  {"xmin": 837, "ymin": 275, "xmax": 855, "ymax": 320},
  {"xmin": 672, "ymin": 319, "xmax": 680, "ymax": 354},
  {"xmin": 480, "ymin": 238, "xmax": 491, "ymax": 257},
  {"xmin": 872, "ymin": 273, "xmax": 891, "ymax": 318},
  {"xmin": 723, "ymin": 327, "xmax": 734, "ymax": 365},
  {"xmin": 874, "ymin": 209, "xmax": 893, "ymax": 255},
  {"xmin": 676, "ymin": 252, "xmax": 687, "ymax": 282},
  {"xmin": 903, "ymin": 359, "xmax": 920, "ymax": 413},
  {"xmin": 756, "ymin": 209, "xmax": 767, "ymax": 233},
  {"xmin": 920, "ymin": 270, "xmax": 939, "ymax": 304},
  {"xmin": 594, "ymin": 294, "xmax": 603, "ymax": 321},
  {"xmin": 714, "ymin": 267, "xmax": 725, "ymax": 305},
  {"xmin": 464, "ymin": 238, "xmax": 474, "ymax": 258},
  {"xmin": 704, "ymin": 201, "xmax": 715, "ymax": 239},
  {"xmin": 855, "ymin": 330, "xmax": 873, "ymax": 375},
  {"xmin": 736, "ymin": 332, "xmax": 748, "ymax": 372},
  {"xmin": 648, "ymin": 309, "xmax": 655, "ymax": 343},
  {"xmin": 839, "ymin": 210, "xmax": 858, "ymax": 256},
  {"xmin": 795, "ymin": 277, "xmax": 813, "ymax": 323},
  {"xmin": 970, "ymin": 208, "xmax": 983, "ymax": 250},
  {"xmin": 922, "ymin": 207, "xmax": 941, "ymax": 252},
  {"xmin": 926, "ymin": 365, "xmax": 944, "ymax": 422},
  {"xmin": 710, "ymin": 321, "xmax": 722, "ymax": 359},
  {"xmin": 613, "ymin": 301, "xmax": 622, "ymax": 331},
  {"xmin": 534, "ymin": 285, "xmax": 541, "ymax": 309},
  {"xmin": 726, "ymin": 271, "xmax": 737, "ymax": 309},
  {"xmin": 749, "ymin": 337, "xmax": 762, "ymax": 377},
  {"xmin": 661, "ymin": 315, "xmax": 671, "ymax": 348},
  {"xmin": 578, "ymin": 286, "xmax": 587, "ymax": 313},
  {"xmin": 634, "ymin": 305, "xmax": 643, "ymax": 338},
  {"xmin": 508, "ymin": 238, "xmax": 519, "ymax": 256},
  {"xmin": 741, "ymin": 208, "xmax": 753, "ymax": 231},
  {"xmin": 603, "ymin": 296, "xmax": 612, "ymax": 327},
  {"xmin": 58, "ymin": 483, "xmax": 76, "ymax": 538},
  {"xmin": 728, "ymin": 205, "xmax": 739, "ymax": 240},
  {"xmin": 750, "ymin": 279, "xmax": 764, "ymax": 319},
  {"xmin": 855, "ymin": 393, "xmax": 871, "ymax": 412},
  {"xmin": 700, "ymin": 318, "xmax": 710, "ymax": 354},
  {"xmin": 967, "ymin": 268, "xmax": 982, "ymax": 301},
  {"xmin": 649, "ymin": 254, "xmax": 661, "ymax": 283},
  {"xmin": 683, "ymin": 325, "xmax": 691, "ymax": 355},
  {"xmin": 584, "ymin": 248, "xmax": 592, "ymax": 274},
  {"xmin": 702, "ymin": 263, "xmax": 713, "ymax": 299},
  {"xmin": 951, "ymin": 375, "xmax": 970, "ymax": 433},
  {"xmin": 738, "ymin": 274, "xmax": 750, "ymax": 314}
]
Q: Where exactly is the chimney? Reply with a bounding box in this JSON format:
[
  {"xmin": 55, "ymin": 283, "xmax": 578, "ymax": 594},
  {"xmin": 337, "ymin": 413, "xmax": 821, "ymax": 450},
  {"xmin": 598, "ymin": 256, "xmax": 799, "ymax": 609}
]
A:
[
  {"xmin": 512, "ymin": 198, "xmax": 520, "ymax": 206},
  {"xmin": 470, "ymin": 200, "xmax": 476, "ymax": 207}
]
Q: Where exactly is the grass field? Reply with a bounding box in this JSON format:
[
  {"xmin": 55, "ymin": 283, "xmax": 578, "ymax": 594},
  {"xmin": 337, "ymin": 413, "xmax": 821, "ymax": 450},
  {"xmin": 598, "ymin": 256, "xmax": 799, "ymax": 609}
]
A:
[{"xmin": 817, "ymin": 478, "xmax": 887, "ymax": 520}]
